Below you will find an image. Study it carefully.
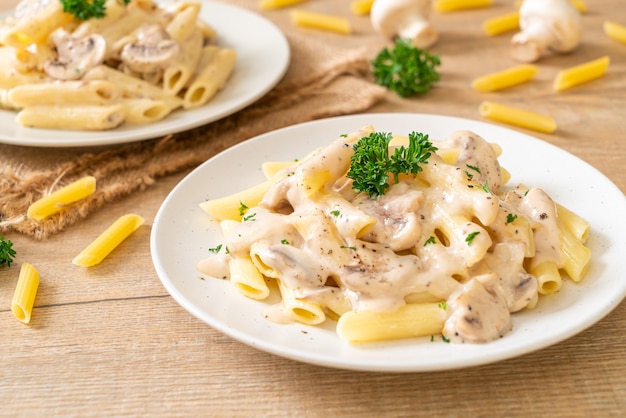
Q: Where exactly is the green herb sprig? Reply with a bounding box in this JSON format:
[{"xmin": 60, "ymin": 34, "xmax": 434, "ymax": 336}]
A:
[
  {"xmin": 371, "ymin": 38, "xmax": 441, "ymax": 98},
  {"xmin": 60, "ymin": 0, "xmax": 130, "ymax": 21},
  {"xmin": 347, "ymin": 131, "xmax": 437, "ymax": 198},
  {"xmin": 0, "ymin": 235, "xmax": 17, "ymax": 268}
]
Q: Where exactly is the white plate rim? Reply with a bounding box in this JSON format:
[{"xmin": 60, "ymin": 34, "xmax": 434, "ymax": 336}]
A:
[
  {"xmin": 150, "ymin": 113, "xmax": 626, "ymax": 372},
  {"xmin": 0, "ymin": 1, "xmax": 290, "ymax": 147}
]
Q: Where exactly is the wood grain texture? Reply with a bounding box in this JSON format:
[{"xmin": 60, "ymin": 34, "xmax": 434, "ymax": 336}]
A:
[{"xmin": 1, "ymin": 0, "xmax": 625, "ymax": 416}]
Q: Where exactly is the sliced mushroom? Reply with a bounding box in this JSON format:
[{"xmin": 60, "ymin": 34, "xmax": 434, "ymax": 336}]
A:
[
  {"xmin": 44, "ymin": 29, "xmax": 106, "ymax": 81},
  {"xmin": 119, "ymin": 24, "xmax": 180, "ymax": 74}
]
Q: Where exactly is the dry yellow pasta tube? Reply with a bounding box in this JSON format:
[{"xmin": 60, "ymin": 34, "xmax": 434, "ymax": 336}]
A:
[
  {"xmin": 12, "ymin": 262, "xmax": 40, "ymax": 324},
  {"xmin": 482, "ymin": 11, "xmax": 520, "ymax": 36},
  {"xmin": 290, "ymin": 10, "xmax": 351, "ymax": 34},
  {"xmin": 553, "ymin": 56, "xmax": 610, "ymax": 92},
  {"xmin": 27, "ymin": 176, "xmax": 97, "ymax": 221},
  {"xmin": 434, "ymin": 0, "xmax": 493, "ymax": 12},
  {"xmin": 604, "ymin": 21, "xmax": 626, "ymax": 44},
  {"xmin": 569, "ymin": 0, "xmax": 587, "ymax": 13},
  {"xmin": 260, "ymin": 0, "xmax": 306, "ymax": 9},
  {"xmin": 72, "ymin": 214, "xmax": 145, "ymax": 267},
  {"xmin": 337, "ymin": 303, "xmax": 447, "ymax": 343},
  {"xmin": 479, "ymin": 101, "xmax": 557, "ymax": 133},
  {"xmin": 471, "ymin": 64, "xmax": 538, "ymax": 92},
  {"xmin": 351, "ymin": 0, "xmax": 374, "ymax": 15}
]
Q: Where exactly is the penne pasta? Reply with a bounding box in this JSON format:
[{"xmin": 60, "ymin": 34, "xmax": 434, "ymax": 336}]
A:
[
  {"xmin": 471, "ymin": 64, "xmax": 538, "ymax": 92},
  {"xmin": 121, "ymin": 98, "xmax": 172, "ymax": 124},
  {"xmin": 277, "ymin": 279, "xmax": 326, "ymax": 325},
  {"xmin": 183, "ymin": 47, "xmax": 236, "ymax": 109},
  {"xmin": 260, "ymin": 0, "xmax": 306, "ymax": 10},
  {"xmin": 482, "ymin": 11, "xmax": 520, "ymax": 36},
  {"xmin": 9, "ymin": 80, "xmax": 123, "ymax": 107},
  {"xmin": 200, "ymin": 180, "xmax": 272, "ymax": 222},
  {"xmin": 17, "ymin": 104, "xmax": 126, "ymax": 131},
  {"xmin": 27, "ymin": 176, "xmax": 97, "ymax": 221},
  {"xmin": 290, "ymin": 9, "xmax": 351, "ymax": 35},
  {"xmin": 351, "ymin": 0, "xmax": 375, "ymax": 15},
  {"xmin": 479, "ymin": 101, "xmax": 557, "ymax": 133},
  {"xmin": 530, "ymin": 261, "xmax": 562, "ymax": 295},
  {"xmin": 163, "ymin": 29, "xmax": 203, "ymax": 96},
  {"xmin": 337, "ymin": 303, "xmax": 447, "ymax": 343},
  {"xmin": 11, "ymin": 262, "xmax": 40, "ymax": 324},
  {"xmin": 604, "ymin": 21, "xmax": 626, "ymax": 44},
  {"xmin": 165, "ymin": 2, "xmax": 202, "ymax": 42},
  {"xmin": 433, "ymin": 0, "xmax": 494, "ymax": 13},
  {"xmin": 229, "ymin": 256, "xmax": 270, "ymax": 300},
  {"xmin": 559, "ymin": 223, "xmax": 591, "ymax": 282},
  {"xmin": 553, "ymin": 56, "xmax": 610, "ymax": 92},
  {"xmin": 73, "ymin": 214, "xmax": 145, "ymax": 267},
  {"xmin": 557, "ymin": 203, "xmax": 590, "ymax": 243}
]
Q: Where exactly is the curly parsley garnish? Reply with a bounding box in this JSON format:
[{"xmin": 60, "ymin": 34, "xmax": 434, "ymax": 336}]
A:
[
  {"xmin": 60, "ymin": 0, "xmax": 130, "ymax": 21},
  {"xmin": 465, "ymin": 231, "xmax": 480, "ymax": 245},
  {"xmin": 347, "ymin": 131, "xmax": 437, "ymax": 198},
  {"xmin": 506, "ymin": 213, "xmax": 518, "ymax": 224},
  {"xmin": 0, "ymin": 235, "xmax": 17, "ymax": 268},
  {"xmin": 424, "ymin": 236, "xmax": 436, "ymax": 246},
  {"xmin": 371, "ymin": 38, "xmax": 441, "ymax": 97}
]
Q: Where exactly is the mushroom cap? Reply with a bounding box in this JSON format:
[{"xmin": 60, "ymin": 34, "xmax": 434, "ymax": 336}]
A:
[
  {"xmin": 120, "ymin": 24, "xmax": 181, "ymax": 74},
  {"xmin": 371, "ymin": 0, "xmax": 438, "ymax": 49},
  {"xmin": 512, "ymin": 0, "xmax": 581, "ymax": 62},
  {"xmin": 44, "ymin": 29, "xmax": 106, "ymax": 80}
]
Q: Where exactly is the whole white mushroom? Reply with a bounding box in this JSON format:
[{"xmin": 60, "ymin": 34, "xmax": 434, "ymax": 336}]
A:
[
  {"xmin": 511, "ymin": 0, "xmax": 582, "ymax": 62},
  {"xmin": 370, "ymin": 0, "xmax": 439, "ymax": 49}
]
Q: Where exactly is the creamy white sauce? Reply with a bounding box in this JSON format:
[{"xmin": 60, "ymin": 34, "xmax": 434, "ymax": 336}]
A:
[{"xmin": 198, "ymin": 128, "xmax": 569, "ymax": 344}]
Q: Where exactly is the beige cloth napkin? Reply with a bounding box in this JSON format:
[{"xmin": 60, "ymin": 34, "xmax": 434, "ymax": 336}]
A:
[{"xmin": 0, "ymin": 28, "xmax": 386, "ymax": 239}]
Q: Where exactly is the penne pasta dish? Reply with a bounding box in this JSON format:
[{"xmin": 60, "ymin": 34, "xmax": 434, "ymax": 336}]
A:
[
  {"xmin": 196, "ymin": 124, "xmax": 592, "ymax": 345},
  {"xmin": 0, "ymin": 0, "xmax": 236, "ymax": 131}
]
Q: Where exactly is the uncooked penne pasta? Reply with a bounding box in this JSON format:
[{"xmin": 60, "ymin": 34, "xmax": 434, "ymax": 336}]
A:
[
  {"xmin": 73, "ymin": 214, "xmax": 145, "ymax": 267},
  {"xmin": 553, "ymin": 56, "xmax": 610, "ymax": 92},
  {"xmin": 27, "ymin": 176, "xmax": 97, "ymax": 221},
  {"xmin": 479, "ymin": 101, "xmax": 557, "ymax": 133},
  {"xmin": 604, "ymin": 21, "xmax": 626, "ymax": 44},
  {"xmin": 337, "ymin": 303, "xmax": 447, "ymax": 343},
  {"xmin": 471, "ymin": 64, "xmax": 538, "ymax": 92},
  {"xmin": 260, "ymin": 0, "xmax": 306, "ymax": 10},
  {"xmin": 17, "ymin": 104, "xmax": 126, "ymax": 131},
  {"xmin": 350, "ymin": 0, "xmax": 375, "ymax": 15},
  {"xmin": 12, "ymin": 262, "xmax": 40, "ymax": 324},
  {"xmin": 183, "ymin": 48, "xmax": 236, "ymax": 109},
  {"xmin": 290, "ymin": 10, "xmax": 351, "ymax": 34},
  {"xmin": 433, "ymin": 0, "xmax": 493, "ymax": 13},
  {"xmin": 482, "ymin": 11, "xmax": 520, "ymax": 36},
  {"xmin": 9, "ymin": 80, "xmax": 123, "ymax": 107}
]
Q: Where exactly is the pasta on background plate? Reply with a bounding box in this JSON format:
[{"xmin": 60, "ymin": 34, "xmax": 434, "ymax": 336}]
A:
[
  {"xmin": 0, "ymin": 0, "xmax": 236, "ymax": 131},
  {"xmin": 196, "ymin": 125, "xmax": 591, "ymax": 345}
]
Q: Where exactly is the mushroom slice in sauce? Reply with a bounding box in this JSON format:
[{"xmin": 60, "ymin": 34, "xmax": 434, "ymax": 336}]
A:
[
  {"xmin": 120, "ymin": 24, "xmax": 180, "ymax": 74},
  {"xmin": 44, "ymin": 29, "xmax": 106, "ymax": 81}
]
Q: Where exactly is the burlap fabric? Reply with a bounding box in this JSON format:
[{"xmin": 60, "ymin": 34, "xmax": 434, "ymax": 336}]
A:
[{"xmin": 0, "ymin": 21, "xmax": 386, "ymax": 239}]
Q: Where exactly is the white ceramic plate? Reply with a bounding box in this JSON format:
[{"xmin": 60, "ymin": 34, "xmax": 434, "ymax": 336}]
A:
[
  {"xmin": 0, "ymin": 1, "xmax": 289, "ymax": 147},
  {"xmin": 151, "ymin": 113, "xmax": 626, "ymax": 372}
]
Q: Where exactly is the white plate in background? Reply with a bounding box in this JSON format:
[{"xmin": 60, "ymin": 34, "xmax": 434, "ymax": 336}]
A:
[
  {"xmin": 151, "ymin": 113, "xmax": 626, "ymax": 372},
  {"xmin": 0, "ymin": 1, "xmax": 289, "ymax": 147}
]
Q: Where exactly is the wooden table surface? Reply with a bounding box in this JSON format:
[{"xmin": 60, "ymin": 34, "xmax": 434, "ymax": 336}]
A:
[{"xmin": 1, "ymin": 1, "xmax": 625, "ymax": 416}]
